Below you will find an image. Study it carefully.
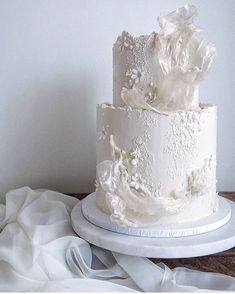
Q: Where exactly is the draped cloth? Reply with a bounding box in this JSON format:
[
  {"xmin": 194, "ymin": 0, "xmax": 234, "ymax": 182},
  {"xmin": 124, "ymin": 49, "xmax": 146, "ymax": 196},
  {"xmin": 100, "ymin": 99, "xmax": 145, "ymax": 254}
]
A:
[{"xmin": 0, "ymin": 187, "xmax": 234, "ymax": 292}]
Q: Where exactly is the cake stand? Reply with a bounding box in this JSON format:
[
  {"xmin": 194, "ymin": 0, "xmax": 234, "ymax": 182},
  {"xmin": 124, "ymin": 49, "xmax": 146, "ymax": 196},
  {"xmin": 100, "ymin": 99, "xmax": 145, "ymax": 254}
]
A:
[{"xmin": 71, "ymin": 193, "xmax": 235, "ymax": 258}]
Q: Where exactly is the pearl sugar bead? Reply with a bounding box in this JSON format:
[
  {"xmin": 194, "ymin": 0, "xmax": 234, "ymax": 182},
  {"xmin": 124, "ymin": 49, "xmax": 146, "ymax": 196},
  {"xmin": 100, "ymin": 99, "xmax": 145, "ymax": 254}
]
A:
[{"xmin": 131, "ymin": 159, "xmax": 137, "ymax": 166}]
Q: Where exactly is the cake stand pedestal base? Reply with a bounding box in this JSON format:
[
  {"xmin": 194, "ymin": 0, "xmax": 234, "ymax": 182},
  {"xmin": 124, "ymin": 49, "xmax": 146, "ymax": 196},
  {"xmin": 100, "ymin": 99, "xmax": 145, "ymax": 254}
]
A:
[{"xmin": 71, "ymin": 195, "xmax": 235, "ymax": 258}]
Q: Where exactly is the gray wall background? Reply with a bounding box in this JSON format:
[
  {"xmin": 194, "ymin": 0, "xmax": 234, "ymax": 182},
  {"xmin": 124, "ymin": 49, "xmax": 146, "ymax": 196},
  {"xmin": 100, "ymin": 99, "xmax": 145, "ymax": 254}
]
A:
[{"xmin": 0, "ymin": 0, "xmax": 234, "ymax": 194}]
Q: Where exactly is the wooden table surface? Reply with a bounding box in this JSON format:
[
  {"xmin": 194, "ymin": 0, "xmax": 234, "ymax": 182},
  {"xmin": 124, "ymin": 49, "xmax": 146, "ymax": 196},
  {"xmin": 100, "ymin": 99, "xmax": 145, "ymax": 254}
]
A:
[{"xmin": 70, "ymin": 192, "xmax": 235, "ymax": 277}]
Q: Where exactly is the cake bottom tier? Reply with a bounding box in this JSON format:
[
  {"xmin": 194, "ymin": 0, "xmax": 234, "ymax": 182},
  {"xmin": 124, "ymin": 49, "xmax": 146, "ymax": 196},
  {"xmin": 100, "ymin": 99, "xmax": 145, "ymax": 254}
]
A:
[{"xmin": 96, "ymin": 103, "xmax": 217, "ymax": 227}]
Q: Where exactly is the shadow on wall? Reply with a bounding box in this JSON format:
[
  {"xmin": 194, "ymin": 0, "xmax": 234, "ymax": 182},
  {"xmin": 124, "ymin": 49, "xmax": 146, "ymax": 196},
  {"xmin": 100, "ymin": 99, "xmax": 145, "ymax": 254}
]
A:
[{"xmin": 0, "ymin": 73, "xmax": 97, "ymax": 194}]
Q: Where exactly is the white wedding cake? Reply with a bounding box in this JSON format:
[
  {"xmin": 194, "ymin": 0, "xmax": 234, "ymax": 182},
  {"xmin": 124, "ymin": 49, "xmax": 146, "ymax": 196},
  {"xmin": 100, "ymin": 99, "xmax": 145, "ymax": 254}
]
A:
[{"xmin": 95, "ymin": 5, "xmax": 217, "ymax": 227}]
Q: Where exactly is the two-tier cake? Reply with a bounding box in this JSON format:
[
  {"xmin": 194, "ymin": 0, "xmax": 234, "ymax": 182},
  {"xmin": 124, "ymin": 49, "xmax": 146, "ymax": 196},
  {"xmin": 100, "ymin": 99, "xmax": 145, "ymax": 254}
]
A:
[{"xmin": 95, "ymin": 5, "xmax": 217, "ymax": 228}]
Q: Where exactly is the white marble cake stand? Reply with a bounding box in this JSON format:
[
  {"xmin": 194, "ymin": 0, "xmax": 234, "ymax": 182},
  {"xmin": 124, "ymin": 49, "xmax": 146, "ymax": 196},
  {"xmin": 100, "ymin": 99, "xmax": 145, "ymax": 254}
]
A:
[{"xmin": 71, "ymin": 195, "xmax": 235, "ymax": 258}]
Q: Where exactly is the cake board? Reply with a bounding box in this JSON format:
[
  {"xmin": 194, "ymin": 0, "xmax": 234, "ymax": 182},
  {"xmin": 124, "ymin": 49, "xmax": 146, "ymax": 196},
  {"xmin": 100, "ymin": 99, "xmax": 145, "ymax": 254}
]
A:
[
  {"xmin": 71, "ymin": 194, "xmax": 235, "ymax": 258},
  {"xmin": 81, "ymin": 193, "xmax": 231, "ymax": 238}
]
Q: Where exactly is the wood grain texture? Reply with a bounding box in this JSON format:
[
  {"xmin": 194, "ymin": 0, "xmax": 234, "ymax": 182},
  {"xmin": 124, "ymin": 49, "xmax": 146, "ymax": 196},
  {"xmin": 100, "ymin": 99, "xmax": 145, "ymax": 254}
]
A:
[{"xmin": 69, "ymin": 192, "xmax": 235, "ymax": 277}]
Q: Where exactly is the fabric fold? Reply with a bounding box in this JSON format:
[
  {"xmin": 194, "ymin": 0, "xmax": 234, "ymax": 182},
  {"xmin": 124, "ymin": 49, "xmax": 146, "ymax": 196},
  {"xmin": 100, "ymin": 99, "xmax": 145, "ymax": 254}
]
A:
[{"xmin": 0, "ymin": 186, "xmax": 234, "ymax": 292}]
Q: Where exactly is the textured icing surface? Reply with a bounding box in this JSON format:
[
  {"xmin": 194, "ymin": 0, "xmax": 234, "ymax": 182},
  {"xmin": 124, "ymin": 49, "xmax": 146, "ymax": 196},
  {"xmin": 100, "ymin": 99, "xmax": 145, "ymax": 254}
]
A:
[{"xmin": 96, "ymin": 104, "xmax": 217, "ymax": 227}]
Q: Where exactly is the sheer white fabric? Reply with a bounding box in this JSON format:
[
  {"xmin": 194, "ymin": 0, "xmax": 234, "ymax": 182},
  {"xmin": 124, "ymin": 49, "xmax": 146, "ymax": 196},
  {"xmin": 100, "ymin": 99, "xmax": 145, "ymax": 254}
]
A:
[{"xmin": 0, "ymin": 187, "xmax": 234, "ymax": 292}]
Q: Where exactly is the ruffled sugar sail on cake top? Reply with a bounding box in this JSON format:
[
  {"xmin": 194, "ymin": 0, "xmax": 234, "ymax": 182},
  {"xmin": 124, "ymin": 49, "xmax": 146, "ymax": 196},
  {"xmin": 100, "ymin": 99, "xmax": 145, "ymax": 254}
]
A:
[{"xmin": 113, "ymin": 4, "xmax": 216, "ymax": 112}]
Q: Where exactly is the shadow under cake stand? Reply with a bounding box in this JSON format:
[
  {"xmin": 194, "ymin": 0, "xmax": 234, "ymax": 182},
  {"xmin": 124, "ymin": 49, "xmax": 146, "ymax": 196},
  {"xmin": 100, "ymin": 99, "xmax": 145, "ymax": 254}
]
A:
[{"xmin": 71, "ymin": 193, "xmax": 235, "ymax": 258}]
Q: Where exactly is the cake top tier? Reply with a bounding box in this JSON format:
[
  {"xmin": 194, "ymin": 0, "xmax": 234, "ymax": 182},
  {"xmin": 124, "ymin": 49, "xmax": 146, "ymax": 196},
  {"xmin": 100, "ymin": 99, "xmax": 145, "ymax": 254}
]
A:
[{"xmin": 113, "ymin": 4, "xmax": 216, "ymax": 112}]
